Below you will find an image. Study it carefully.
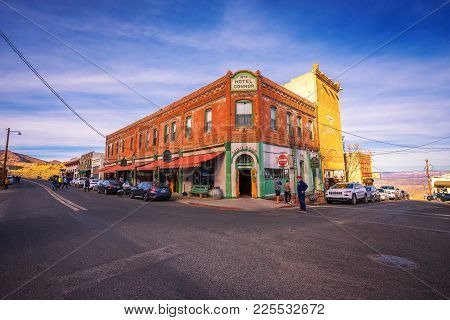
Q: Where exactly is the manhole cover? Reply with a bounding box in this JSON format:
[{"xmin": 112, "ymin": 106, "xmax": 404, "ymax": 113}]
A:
[{"xmin": 368, "ymin": 254, "xmax": 418, "ymax": 269}]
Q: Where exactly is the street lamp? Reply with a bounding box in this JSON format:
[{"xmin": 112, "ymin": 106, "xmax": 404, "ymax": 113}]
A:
[{"xmin": 1, "ymin": 128, "xmax": 22, "ymax": 186}]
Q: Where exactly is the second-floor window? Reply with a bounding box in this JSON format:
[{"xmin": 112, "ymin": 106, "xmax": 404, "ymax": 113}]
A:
[
  {"xmin": 138, "ymin": 133, "xmax": 143, "ymax": 149},
  {"xmin": 236, "ymin": 100, "xmax": 252, "ymax": 127},
  {"xmin": 297, "ymin": 116, "xmax": 303, "ymax": 138},
  {"xmin": 121, "ymin": 140, "xmax": 124, "ymax": 153},
  {"xmin": 185, "ymin": 116, "xmax": 192, "ymax": 139},
  {"xmin": 307, "ymin": 120, "xmax": 314, "ymax": 140},
  {"xmin": 145, "ymin": 132, "xmax": 150, "ymax": 148},
  {"xmin": 164, "ymin": 124, "xmax": 169, "ymax": 143},
  {"xmin": 115, "ymin": 142, "xmax": 119, "ymax": 154},
  {"xmin": 286, "ymin": 112, "xmax": 292, "ymax": 136},
  {"xmin": 270, "ymin": 106, "xmax": 277, "ymax": 130},
  {"xmin": 130, "ymin": 136, "xmax": 134, "ymax": 150},
  {"xmin": 153, "ymin": 129, "xmax": 157, "ymax": 146},
  {"xmin": 171, "ymin": 121, "xmax": 177, "ymax": 141},
  {"xmin": 204, "ymin": 109, "xmax": 212, "ymax": 133}
]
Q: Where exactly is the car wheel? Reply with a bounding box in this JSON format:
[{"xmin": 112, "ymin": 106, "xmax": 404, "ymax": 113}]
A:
[
  {"xmin": 130, "ymin": 192, "xmax": 134, "ymax": 199},
  {"xmin": 104, "ymin": 189, "xmax": 108, "ymax": 195},
  {"xmin": 143, "ymin": 193, "xmax": 149, "ymax": 202},
  {"xmin": 363, "ymin": 194, "xmax": 368, "ymax": 204},
  {"xmin": 351, "ymin": 194, "xmax": 357, "ymax": 205}
]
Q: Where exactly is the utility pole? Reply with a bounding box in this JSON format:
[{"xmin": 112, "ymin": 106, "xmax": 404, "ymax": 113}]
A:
[
  {"xmin": 1, "ymin": 128, "xmax": 11, "ymax": 186},
  {"xmin": 425, "ymin": 159, "xmax": 432, "ymax": 196}
]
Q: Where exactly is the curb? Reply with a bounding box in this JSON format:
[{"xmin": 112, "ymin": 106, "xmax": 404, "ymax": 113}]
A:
[{"xmin": 184, "ymin": 201, "xmax": 242, "ymax": 211}]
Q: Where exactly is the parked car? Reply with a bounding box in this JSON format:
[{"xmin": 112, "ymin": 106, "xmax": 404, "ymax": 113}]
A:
[
  {"xmin": 365, "ymin": 186, "xmax": 381, "ymax": 202},
  {"xmin": 381, "ymin": 185, "xmax": 401, "ymax": 200},
  {"xmin": 117, "ymin": 181, "xmax": 134, "ymax": 196},
  {"xmin": 88, "ymin": 179, "xmax": 100, "ymax": 190},
  {"xmin": 97, "ymin": 180, "xmax": 122, "ymax": 195},
  {"xmin": 400, "ymin": 190, "xmax": 410, "ymax": 200},
  {"xmin": 325, "ymin": 182, "xmax": 368, "ymax": 205},
  {"xmin": 92, "ymin": 179, "xmax": 103, "ymax": 191},
  {"xmin": 378, "ymin": 188, "xmax": 388, "ymax": 201},
  {"xmin": 437, "ymin": 193, "xmax": 450, "ymax": 202},
  {"xmin": 6, "ymin": 176, "xmax": 14, "ymax": 184},
  {"xmin": 130, "ymin": 181, "xmax": 171, "ymax": 201}
]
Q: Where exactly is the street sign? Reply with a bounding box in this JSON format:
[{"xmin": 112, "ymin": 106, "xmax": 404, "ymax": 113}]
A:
[{"xmin": 277, "ymin": 154, "xmax": 289, "ymax": 167}]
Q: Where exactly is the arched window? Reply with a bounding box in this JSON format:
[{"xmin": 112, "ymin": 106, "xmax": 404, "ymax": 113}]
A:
[
  {"xmin": 236, "ymin": 154, "xmax": 253, "ymax": 165},
  {"xmin": 204, "ymin": 109, "xmax": 212, "ymax": 133},
  {"xmin": 236, "ymin": 100, "xmax": 253, "ymax": 127},
  {"xmin": 171, "ymin": 121, "xmax": 177, "ymax": 141},
  {"xmin": 185, "ymin": 116, "xmax": 192, "ymax": 139},
  {"xmin": 297, "ymin": 116, "xmax": 302, "ymax": 138},
  {"xmin": 164, "ymin": 124, "xmax": 169, "ymax": 143},
  {"xmin": 286, "ymin": 112, "xmax": 292, "ymax": 136},
  {"xmin": 270, "ymin": 106, "xmax": 277, "ymax": 130}
]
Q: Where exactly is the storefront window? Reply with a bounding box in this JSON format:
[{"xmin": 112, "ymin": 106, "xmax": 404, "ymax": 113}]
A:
[
  {"xmin": 205, "ymin": 109, "xmax": 212, "ymax": 133},
  {"xmin": 185, "ymin": 116, "xmax": 192, "ymax": 139},
  {"xmin": 236, "ymin": 101, "xmax": 253, "ymax": 127},
  {"xmin": 264, "ymin": 168, "xmax": 287, "ymax": 180},
  {"xmin": 270, "ymin": 106, "xmax": 277, "ymax": 130}
]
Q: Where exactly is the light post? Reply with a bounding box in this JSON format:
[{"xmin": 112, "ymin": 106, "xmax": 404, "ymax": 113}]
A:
[{"xmin": 1, "ymin": 128, "xmax": 22, "ymax": 186}]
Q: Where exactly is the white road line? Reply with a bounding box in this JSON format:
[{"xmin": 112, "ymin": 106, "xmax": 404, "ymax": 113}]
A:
[
  {"xmin": 25, "ymin": 180, "xmax": 87, "ymax": 212},
  {"xmin": 57, "ymin": 245, "xmax": 180, "ymax": 295}
]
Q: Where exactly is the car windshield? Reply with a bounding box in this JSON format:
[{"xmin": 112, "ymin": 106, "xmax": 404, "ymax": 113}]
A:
[
  {"xmin": 365, "ymin": 186, "xmax": 372, "ymax": 191},
  {"xmin": 381, "ymin": 186, "xmax": 394, "ymax": 189},
  {"xmin": 378, "ymin": 189, "xmax": 385, "ymax": 192},
  {"xmin": 90, "ymin": 179, "xmax": 99, "ymax": 182},
  {"xmin": 331, "ymin": 183, "xmax": 354, "ymax": 189}
]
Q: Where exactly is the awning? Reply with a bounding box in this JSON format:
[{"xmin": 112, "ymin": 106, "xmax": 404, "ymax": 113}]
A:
[
  {"xmin": 101, "ymin": 165, "xmax": 122, "ymax": 173},
  {"xmin": 78, "ymin": 169, "xmax": 91, "ymax": 174},
  {"xmin": 137, "ymin": 160, "xmax": 164, "ymax": 171},
  {"xmin": 161, "ymin": 152, "xmax": 223, "ymax": 169},
  {"xmin": 117, "ymin": 162, "xmax": 151, "ymax": 171}
]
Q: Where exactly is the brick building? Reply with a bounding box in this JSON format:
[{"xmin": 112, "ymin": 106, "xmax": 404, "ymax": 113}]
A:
[{"xmin": 102, "ymin": 70, "xmax": 322, "ymax": 198}]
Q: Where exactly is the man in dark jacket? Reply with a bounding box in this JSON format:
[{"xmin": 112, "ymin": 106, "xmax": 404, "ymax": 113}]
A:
[{"xmin": 297, "ymin": 176, "xmax": 308, "ymax": 212}]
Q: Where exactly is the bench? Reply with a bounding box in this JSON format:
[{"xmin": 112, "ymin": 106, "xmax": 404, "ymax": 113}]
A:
[{"xmin": 189, "ymin": 185, "xmax": 209, "ymax": 198}]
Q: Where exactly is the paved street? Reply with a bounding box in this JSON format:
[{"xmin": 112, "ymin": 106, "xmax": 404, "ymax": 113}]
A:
[{"xmin": 0, "ymin": 179, "xmax": 449, "ymax": 299}]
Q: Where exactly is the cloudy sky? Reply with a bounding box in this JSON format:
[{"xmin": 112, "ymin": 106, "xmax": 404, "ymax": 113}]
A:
[{"xmin": 0, "ymin": 0, "xmax": 449, "ymax": 171}]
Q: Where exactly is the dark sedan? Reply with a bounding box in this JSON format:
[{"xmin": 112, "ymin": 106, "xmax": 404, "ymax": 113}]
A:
[
  {"xmin": 130, "ymin": 182, "xmax": 171, "ymax": 201},
  {"xmin": 97, "ymin": 180, "xmax": 122, "ymax": 195},
  {"xmin": 365, "ymin": 186, "xmax": 381, "ymax": 202}
]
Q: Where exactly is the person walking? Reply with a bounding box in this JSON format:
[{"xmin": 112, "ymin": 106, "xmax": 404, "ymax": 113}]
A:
[
  {"xmin": 284, "ymin": 179, "xmax": 292, "ymax": 204},
  {"xmin": 4, "ymin": 177, "xmax": 10, "ymax": 190},
  {"xmin": 83, "ymin": 178, "xmax": 90, "ymax": 192},
  {"xmin": 51, "ymin": 177, "xmax": 57, "ymax": 191},
  {"xmin": 62, "ymin": 176, "xmax": 68, "ymax": 189},
  {"xmin": 297, "ymin": 176, "xmax": 308, "ymax": 212},
  {"xmin": 274, "ymin": 177, "xmax": 282, "ymax": 204},
  {"xmin": 57, "ymin": 176, "xmax": 62, "ymax": 189}
]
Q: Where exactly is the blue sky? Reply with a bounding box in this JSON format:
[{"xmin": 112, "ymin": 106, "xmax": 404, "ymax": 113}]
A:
[{"xmin": 0, "ymin": 0, "xmax": 449, "ymax": 171}]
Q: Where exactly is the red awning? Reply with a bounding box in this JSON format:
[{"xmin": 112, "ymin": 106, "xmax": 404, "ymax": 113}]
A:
[
  {"xmin": 162, "ymin": 152, "xmax": 223, "ymax": 169},
  {"xmin": 137, "ymin": 160, "xmax": 164, "ymax": 171},
  {"xmin": 117, "ymin": 162, "xmax": 151, "ymax": 171},
  {"xmin": 101, "ymin": 165, "xmax": 122, "ymax": 173}
]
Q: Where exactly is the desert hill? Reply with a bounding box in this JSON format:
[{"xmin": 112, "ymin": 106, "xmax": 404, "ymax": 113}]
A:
[{"xmin": 0, "ymin": 150, "xmax": 47, "ymax": 165}]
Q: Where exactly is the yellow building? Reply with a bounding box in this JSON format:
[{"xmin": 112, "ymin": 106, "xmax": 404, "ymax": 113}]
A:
[
  {"xmin": 284, "ymin": 63, "xmax": 345, "ymax": 189},
  {"xmin": 344, "ymin": 152, "xmax": 373, "ymax": 184}
]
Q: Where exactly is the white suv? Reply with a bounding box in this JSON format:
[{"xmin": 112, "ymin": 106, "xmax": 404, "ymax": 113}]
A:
[
  {"xmin": 381, "ymin": 185, "xmax": 401, "ymax": 200},
  {"xmin": 325, "ymin": 182, "xmax": 368, "ymax": 205}
]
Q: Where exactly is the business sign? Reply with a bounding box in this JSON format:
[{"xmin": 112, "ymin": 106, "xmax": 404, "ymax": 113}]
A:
[
  {"xmin": 277, "ymin": 154, "xmax": 289, "ymax": 167},
  {"xmin": 163, "ymin": 150, "xmax": 172, "ymax": 162},
  {"xmin": 231, "ymin": 72, "xmax": 257, "ymax": 92},
  {"xmin": 310, "ymin": 156, "xmax": 320, "ymax": 168}
]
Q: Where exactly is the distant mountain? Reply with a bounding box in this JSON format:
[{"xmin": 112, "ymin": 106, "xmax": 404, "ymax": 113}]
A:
[{"xmin": 0, "ymin": 150, "xmax": 47, "ymax": 165}]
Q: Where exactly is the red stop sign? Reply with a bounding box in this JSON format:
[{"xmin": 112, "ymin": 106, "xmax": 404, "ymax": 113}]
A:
[{"xmin": 278, "ymin": 154, "xmax": 289, "ymax": 167}]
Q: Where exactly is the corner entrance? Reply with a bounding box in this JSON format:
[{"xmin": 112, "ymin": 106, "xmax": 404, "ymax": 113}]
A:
[{"xmin": 238, "ymin": 169, "xmax": 252, "ymax": 197}]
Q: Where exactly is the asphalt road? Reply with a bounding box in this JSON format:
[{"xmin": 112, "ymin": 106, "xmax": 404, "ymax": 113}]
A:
[{"xmin": 0, "ymin": 179, "xmax": 449, "ymax": 299}]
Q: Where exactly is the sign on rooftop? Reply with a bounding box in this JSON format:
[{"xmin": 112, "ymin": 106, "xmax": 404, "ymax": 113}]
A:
[{"xmin": 231, "ymin": 72, "xmax": 257, "ymax": 92}]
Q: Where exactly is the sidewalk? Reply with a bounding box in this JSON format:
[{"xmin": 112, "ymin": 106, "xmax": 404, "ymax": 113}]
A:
[{"xmin": 174, "ymin": 194, "xmax": 298, "ymax": 211}]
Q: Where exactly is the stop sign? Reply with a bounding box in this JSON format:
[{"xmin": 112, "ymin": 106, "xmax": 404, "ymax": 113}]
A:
[{"xmin": 277, "ymin": 154, "xmax": 289, "ymax": 167}]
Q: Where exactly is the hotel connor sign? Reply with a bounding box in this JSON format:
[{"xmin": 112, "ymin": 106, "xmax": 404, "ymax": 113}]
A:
[{"xmin": 231, "ymin": 72, "xmax": 257, "ymax": 92}]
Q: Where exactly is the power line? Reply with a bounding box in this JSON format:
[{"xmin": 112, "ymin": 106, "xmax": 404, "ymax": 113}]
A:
[
  {"xmin": 0, "ymin": 29, "xmax": 106, "ymax": 138},
  {"xmin": 0, "ymin": 0, "xmax": 161, "ymax": 109}
]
